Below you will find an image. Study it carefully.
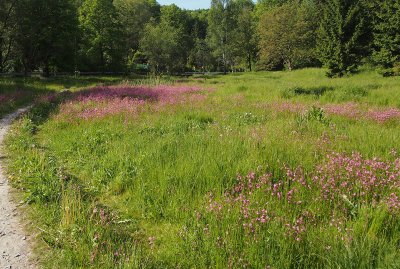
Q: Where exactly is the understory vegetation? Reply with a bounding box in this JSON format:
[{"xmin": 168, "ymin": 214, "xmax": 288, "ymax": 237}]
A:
[{"xmin": 4, "ymin": 68, "xmax": 400, "ymax": 268}]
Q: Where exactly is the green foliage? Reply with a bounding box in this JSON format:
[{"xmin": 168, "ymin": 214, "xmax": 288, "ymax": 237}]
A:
[
  {"xmin": 372, "ymin": 0, "xmax": 400, "ymax": 76},
  {"xmin": 317, "ymin": 0, "xmax": 369, "ymax": 77},
  {"xmin": 160, "ymin": 4, "xmax": 193, "ymax": 68},
  {"xmin": 186, "ymin": 10, "xmax": 213, "ymax": 71},
  {"xmin": 258, "ymin": 1, "xmax": 318, "ymax": 71},
  {"xmin": 207, "ymin": 0, "xmax": 236, "ymax": 72},
  {"xmin": 114, "ymin": 0, "xmax": 159, "ymax": 70},
  {"xmin": 232, "ymin": 0, "xmax": 257, "ymax": 71},
  {"xmin": 296, "ymin": 106, "xmax": 330, "ymax": 127},
  {"xmin": 140, "ymin": 20, "xmax": 184, "ymax": 74},
  {"xmin": 282, "ymin": 86, "xmax": 334, "ymax": 99},
  {"xmin": 13, "ymin": 0, "xmax": 78, "ymax": 74},
  {"xmin": 1, "ymin": 0, "xmax": 399, "ymax": 76},
  {"xmin": 254, "ymin": 0, "xmax": 293, "ymax": 20},
  {"xmin": 139, "ymin": 4, "xmax": 213, "ymax": 74},
  {"xmin": 188, "ymin": 38, "xmax": 214, "ymax": 72},
  {"xmin": 207, "ymin": 0, "xmax": 257, "ymax": 72},
  {"xmin": 0, "ymin": 0, "xmax": 16, "ymax": 72},
  {"xmin": 79, "ymin": 0, "xmax": 124, "ymax": 72}
]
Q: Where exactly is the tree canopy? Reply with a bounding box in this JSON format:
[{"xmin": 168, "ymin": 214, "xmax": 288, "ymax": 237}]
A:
[
  {"xmin": 0, "ymin": 0, "xmax": 399, "ymax": 77},
  {"xmin": 258, "ymin": 1, "xmax": 317, "ymax": 71}
]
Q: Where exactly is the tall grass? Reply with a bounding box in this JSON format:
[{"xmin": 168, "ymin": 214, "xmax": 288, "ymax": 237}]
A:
[{"xmin": 3, "ymin": 68, "xmax": 400, "ymax": 268}]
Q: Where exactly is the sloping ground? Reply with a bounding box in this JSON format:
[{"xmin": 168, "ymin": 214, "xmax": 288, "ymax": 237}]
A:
[{"xmin": 0, "ymin": 107, "xmax": 35, "ymax": 269}]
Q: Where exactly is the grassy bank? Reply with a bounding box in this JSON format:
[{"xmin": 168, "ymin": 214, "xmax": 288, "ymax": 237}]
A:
[{"xmin": 4, "ymin": 68, "xmax": 400, "ymax": 268}]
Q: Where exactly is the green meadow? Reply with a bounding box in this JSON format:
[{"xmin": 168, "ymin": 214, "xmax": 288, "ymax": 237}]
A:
[{"xmin": 3, "ymin": 68, "xmax": 400, "ymax": 268}]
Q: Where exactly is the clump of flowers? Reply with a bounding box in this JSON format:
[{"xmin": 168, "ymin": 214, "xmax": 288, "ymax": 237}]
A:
[
  {"xmin": 201, "ymin": 151, "xmax": 400, "ymax": 245},
  {"xmin": 312, "ymin": 152, "xmax": 400, "ymax": 207},
  {"xmin": 324, "ymin": 103, "xmax": 400, "ymax": 123},
  {"xmin": 323, "ymin": 102, "xmax": 361, "ymax": 119},
  {"xmin": 206, "ymin": 168, "xmax": 313, "ymax": 241},
  {"xmin": 0, "ymin": 91, "xmax": 29, "ymax": 103},
  {"xmin": 88, "ymin": 206, "xmax": 134, "ymax": 265},
  {"xmin": 75, "ymin": 85, "xmax": 204, "ymax": 103},
  {"xmin": 367, "ymin": 108, "xmax": 400, "ymax": 123},
  {"xmin": 386, "ymin": 193, "xmax": 400, "ymax": 214},
  {"xmin": 269, "ymin": 101, "xmax": 400, "ymax": 123},
  {"xmin": 58, "ymin": 85, "xmax": 208, "ymax": 120},
  {"xmin": 0, "ymin": 91, "xmax": 35, "ymax": 114}
]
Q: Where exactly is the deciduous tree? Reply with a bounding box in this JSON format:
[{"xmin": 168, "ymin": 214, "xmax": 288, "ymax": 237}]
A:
[
  {"xmin": 233, "ymin": 0, "xmax": 257, "ymax": 71},
  {"xmin": 140, "ymin": 21, "xmax": 183, "ymax": 74},
  {"xmin": 79, "ymin": 0, "xmax": 124, "ymax": 72},
  {"xmin": 114, "ymin": 0, "xmax": 159, "ymax": 71},
  {"xmin": 207, "ymin": 0, "xmax": 236, "ymax": 73},
  {"xmin": 258, "ymin": 1, "xmax": 317, "ymax": 71},
  {"xmin": 0, "ymin": 0, "xmax": 16, "ymax": 72},
  {"xmin": 14, "ymin": 0, "xmax": 78, "ymax": 75}
]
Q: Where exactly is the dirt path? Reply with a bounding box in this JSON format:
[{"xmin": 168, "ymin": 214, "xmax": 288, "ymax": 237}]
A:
[{"xmin": 0, "ymin": 107, "xmax": 35, "ymax": 269}]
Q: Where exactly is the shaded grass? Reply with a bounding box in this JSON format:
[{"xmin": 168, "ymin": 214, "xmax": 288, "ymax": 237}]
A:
[
  {"xmin": 0, "ymin": 75, "xmax": 175, "ymax": 117},
  {"xmin": 0, "ymin": 76, "xmax": 111, "ymax": 117}
]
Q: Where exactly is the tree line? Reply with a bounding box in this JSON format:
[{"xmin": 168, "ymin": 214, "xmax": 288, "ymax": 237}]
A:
[{"xmin": 0, "ymin": 0, "xmax": 399, "ymax": 77}]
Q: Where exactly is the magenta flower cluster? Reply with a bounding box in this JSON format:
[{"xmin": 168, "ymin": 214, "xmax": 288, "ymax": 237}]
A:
[
  {"xmin": 207, "ymin": 171, "xmax": 272, "ymax": 232},
  {"xmin": 68, "ymin": 98, "xmax": 147, "ymax": 120},
  {"xmin": 205, "ymin": 151, "xmax": 400, "ymax": 241},
  {"xmin": 312, "ymin": 152, "xmax": 400, "ymax": 205},
  {"xmin": 35, "ymin": 93, "xmax": 59, "ymax": 104},
  {"xmin": 0, "ymin": 94, "xmax": 8, "ymax": 103},
  {"xmin": 270, "ymin": 102, "xmax": 400, "ymax": 123},
  {"xmin": 324, "ymin": 103, "xmax": 400, "ymax": 123},
  {"xmin": 0, "ymin": 91, "xmax": 29, "ymax": 103},
  {"xmin": 90, "ymin": 206, "xmax": 122, "ymax": 264},
  {"xmin": 59, "ymin": 85, "xmax": 207, "ymax": 120},
  {"xmin": 323, "ymin": 102, "xmax": 361, "ymax": 119},
  {"xmin": 75, "ymin": 85, "xmax": 204, "ymax": 102},
  {"xmin": 367, "ymin": 108, "xmax": 400, "ymax": 123}
]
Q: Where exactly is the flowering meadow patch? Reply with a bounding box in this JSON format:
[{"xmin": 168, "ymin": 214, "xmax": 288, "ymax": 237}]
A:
[
  {"xmin": 188, "ymin": 151, "xmax": 400, "ymax": 266},
  {"xmin": 0, "ymin": 94, "xmax": 7, "ymax": 103},
  {"xmin": 0, "ymin": 92, "xmax": 26, "ymax": 103},
  {"xmin": 0, "ymin": 91, "xmax": 36, "ymax": 115},
  {"xmin": 323, "ymin": 102, "xmax": 361, "ymax": 119},
  {"xmin": 5, "ymin": 70, "xmax": 400, "ymax": 268},
  {"xmin": 313, "ymin": 152, "xmax": 400, "ymax": 205},
  {"xmin": 0, "ymin": 92, "xmax": 30, "ymax": 106},
  {"xmin": 367, "ymin": 107, "xmax": 400, "ymax": 123},
  {"xmin": 268, "ymin": 101, "xmax": 400, "ymax": 123},
  {"xmin": 57, "ymin": 85, "xmax": 208, "ymax": 120}
]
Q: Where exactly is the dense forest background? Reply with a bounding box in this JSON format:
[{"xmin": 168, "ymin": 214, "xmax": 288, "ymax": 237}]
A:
[{"xmin": 0, "ymin": 0, "xmax": 399, "ymax": 77}]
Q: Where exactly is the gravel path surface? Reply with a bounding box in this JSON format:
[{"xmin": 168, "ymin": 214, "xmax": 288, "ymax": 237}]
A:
[{"xmin": 0, "ymin": 107, "xmax": 35, "ymax": 269}]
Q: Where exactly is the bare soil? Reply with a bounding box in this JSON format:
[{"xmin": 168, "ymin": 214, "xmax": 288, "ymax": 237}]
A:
[{"xmin": 0, "ymin": 107, "xmax": 35, "ymax": 269}]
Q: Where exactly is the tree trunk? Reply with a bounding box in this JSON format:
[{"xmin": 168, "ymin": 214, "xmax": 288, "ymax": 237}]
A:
[
  {"xmin": 222, "ymin": 52, "xmax": 227, "ymax": 74},
  {"xmin": 23, "ymin": 59, "xmax": 28, "ymax": 76},
  {"xmin": 248, "ymin": 52, "xmax": 252, "ymax": 72},
  {"xmin": 43, "ymin": 60, "xmax": 50, "ymax": 77},
  {"xmin": 286, "ymin": 59, "xmax": 292, "ymax": 71},
  {"xmin": 100, "ymin": 43, "xmax": 105, "ymax": 74},
  {"xmin": 0, "ymin": 37, "xmax": 3, "ymax": 73}
]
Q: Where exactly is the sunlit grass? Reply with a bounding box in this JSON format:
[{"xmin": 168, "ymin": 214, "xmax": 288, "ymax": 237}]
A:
[{"xmin": 3, "ymin": 68, "xmax": 400, "ymax": 268}]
